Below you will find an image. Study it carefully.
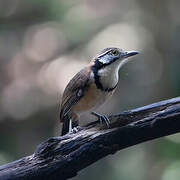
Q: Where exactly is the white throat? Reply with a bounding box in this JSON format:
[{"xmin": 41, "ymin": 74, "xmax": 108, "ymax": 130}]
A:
[{"xmin": 98, "ymin": 58, "xmax": 130, "ymax": 89}]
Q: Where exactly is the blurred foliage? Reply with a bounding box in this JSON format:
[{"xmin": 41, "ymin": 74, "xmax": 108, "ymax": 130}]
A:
[{"xmin": 0, "ymin": 0, "xmax": 180, "ymax": 180}]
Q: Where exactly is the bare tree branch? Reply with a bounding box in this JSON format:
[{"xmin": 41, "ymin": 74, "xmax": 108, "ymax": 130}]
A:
[{"xmin": 0, "ymin": 97, "xmax": 180, "ymax": 180}]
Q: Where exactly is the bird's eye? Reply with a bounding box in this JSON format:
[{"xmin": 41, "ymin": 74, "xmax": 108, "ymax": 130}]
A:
[{"xmin": 111, "ymin": 49, "xmax": 119, "ymax": 56}]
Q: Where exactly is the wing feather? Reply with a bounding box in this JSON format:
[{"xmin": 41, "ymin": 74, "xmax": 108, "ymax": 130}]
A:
[{"xmin": 59, "ymin": 68, "xmax": 90, "ymax": 122}]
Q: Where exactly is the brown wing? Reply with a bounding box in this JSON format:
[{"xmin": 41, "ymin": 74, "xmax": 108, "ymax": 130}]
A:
[{"xmin": 59, "ymin": 67, "xmax": 91, "ymax": 122}]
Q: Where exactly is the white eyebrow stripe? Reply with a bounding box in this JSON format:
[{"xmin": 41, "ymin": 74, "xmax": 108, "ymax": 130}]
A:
[{"xmin": 97, "ymin": 50, "xmax": 112, "ymax": 59}]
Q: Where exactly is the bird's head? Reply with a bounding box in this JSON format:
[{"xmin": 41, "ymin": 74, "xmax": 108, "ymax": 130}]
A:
[
  {"xmin": 92, "ymin": 47, "xmax": 139, "ymax": 70},
  {"xmin": 90, "ymin": 47, "xmax": 139, "ymax": 91}
]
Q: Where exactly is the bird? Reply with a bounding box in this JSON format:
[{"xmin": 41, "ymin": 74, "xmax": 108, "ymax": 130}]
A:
[{"xmin": 59, "ymin": 47, "xmax": 139, "ymax": 135}]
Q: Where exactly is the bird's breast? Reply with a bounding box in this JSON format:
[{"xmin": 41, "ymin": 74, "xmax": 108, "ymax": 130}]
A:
[
  {"xmin": 98, "ymin": 64, "xmax": 119, "ymax": 90},
  {"xmin": 72, "ymin": 82, "xmax": 114, "ymax": 114}
]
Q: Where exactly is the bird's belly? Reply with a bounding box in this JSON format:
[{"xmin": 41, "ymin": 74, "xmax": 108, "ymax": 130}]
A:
[{"xmin": 72, "ymin": 83, "xmax": 114, "ymax": 114}]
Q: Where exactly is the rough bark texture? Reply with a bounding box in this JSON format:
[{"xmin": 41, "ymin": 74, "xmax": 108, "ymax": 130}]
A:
[{"xmin": 0, "ymin": 97, "xmax": 180, "ymax": 180}]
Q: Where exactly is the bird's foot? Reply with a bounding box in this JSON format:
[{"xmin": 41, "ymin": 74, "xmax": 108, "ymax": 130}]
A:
[
  {"xmin": 72, "ymin": 126, "xmax": 80, "ymax": 133},
  {"xmin": 91, "ymin": 112, "xmax": 110, "ymax": 128}
]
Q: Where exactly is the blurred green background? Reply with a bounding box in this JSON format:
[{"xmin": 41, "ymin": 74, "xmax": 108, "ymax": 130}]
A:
[{"xmin": 0, "ymin": 0, "xmax": 180, "ymax": 179}]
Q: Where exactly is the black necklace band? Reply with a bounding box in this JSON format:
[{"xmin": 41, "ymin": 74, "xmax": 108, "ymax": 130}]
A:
[{"xmin": 91, "ymin": 65, "xmax": 118, "ymax": 92}]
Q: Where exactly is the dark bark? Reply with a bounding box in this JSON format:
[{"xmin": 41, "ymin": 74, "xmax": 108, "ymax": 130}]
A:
[{"xmin": 0, "ymin": 97, "xmax": 180, "ymax": 180}]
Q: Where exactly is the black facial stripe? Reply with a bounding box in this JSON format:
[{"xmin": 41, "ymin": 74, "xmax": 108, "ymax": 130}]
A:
[
  {"xmin": 93, "ymin": 59, "xmax": 104, "ymax": 69},
  {"xmin": 91, "ymin": 65, "xmax": 103, "ymax": 91},
  {"xmin": 91, "ymin": 65, "xmax": 118, "ymax": 92},
  {"xmin": 95, "ymin": 56, "xmax": 119, "ymax": 70}
]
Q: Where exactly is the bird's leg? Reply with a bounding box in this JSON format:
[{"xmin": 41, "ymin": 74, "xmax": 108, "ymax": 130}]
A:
[
  {"xmin": 72, "ymin": 127, "xmax": 79, "ymax": 133},
  {"xmin": 68, "ymin": 118, "xmax": 72, "ymax": 133},
  {"xmin": 72, "ymin": 120, "xmax": 79, "ymax": 133},
  {"xmin": 91, "ymin": 112, "xmax": 110, "ymax": 128},
  {"xmin": 68, "ymin": 119, "xmax": 79, "ymax": 134},
  {"xmin": 71, "ymin": 115, "xmax": 80, "ymax": 133}
]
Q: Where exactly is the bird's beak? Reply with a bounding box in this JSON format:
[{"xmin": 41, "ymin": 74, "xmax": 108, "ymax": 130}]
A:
[{"xmin": 122, "ymin": 51, "xmax": 139, "ymax": 58}]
